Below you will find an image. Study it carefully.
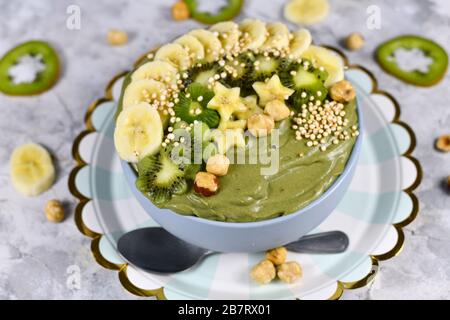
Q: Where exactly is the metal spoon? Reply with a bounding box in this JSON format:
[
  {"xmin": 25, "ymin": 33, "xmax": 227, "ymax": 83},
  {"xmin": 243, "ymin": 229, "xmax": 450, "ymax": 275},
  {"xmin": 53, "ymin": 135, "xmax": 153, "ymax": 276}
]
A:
[{"xmin": 117, "ymin": 228, "xmax": 349, "ymax": 273}]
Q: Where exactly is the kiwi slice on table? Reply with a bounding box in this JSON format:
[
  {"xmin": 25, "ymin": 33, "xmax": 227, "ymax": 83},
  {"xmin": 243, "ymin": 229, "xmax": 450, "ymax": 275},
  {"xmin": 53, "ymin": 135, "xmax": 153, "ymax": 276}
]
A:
[
  {"xmin": 280, "ymin": 63, "xmax": 328, "ymax": 108},
  {"xmin": 174, "ymin": 83, "xmax": 220, "ymax": 128},
  {"xmin": 0, "ymin": 40, "xmax": 59, "ymax": 96},
  {"xmin": 376, "ymin": 35, "xmax": 448, "ymax": 86},
  {"xmin": 184, "ymin": 0, "xmax": 244, "ymax": 25},
  {"xmin": 136, "ymin": 150, "xmax": 188, "ymax": 205}
]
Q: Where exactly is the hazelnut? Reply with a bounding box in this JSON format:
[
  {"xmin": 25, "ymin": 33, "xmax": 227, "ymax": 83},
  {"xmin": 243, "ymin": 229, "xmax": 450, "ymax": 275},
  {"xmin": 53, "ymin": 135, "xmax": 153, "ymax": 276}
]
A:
[
  {"xmin": 330, "ymin": 80, "xmax": 356, "ymax": 103},
  {"xmin": 277, "ymin": 261, "xmax": 302, "ymax": 284},
  {"xmin": 264, "ymin": 100, "xmax": 291, "ymax": 121},
  {"xmin": 206, "ymin": 154, "xmax": 230, "ymax": 176},
  {"xmin": 107, "ymin": 29, "xmax": 128, "ymax": 46},
  {"xmin": 247, "ymin": 114, "xmax": 275, "ymax": 137},
  {"xmin": 436, "ymin": 134, "xmax": 450, "ymax": 152},
  {"xmin": 265, "ymin": 247, "xmax": 287, "ymax": 266},
  {"xmin": 171, "ymin": 1, "xmax": 190, "ymax": 21},
  {"xmin": 45, "ymin": 199, "xmax": 65, "ymax": 223},
  {"xmin": 345, "ymin": 32, "xmax": 365, "ymax": 51},
  {"xmin": 250, "ymin": 260, "xmax": 276, "ymax": 285},
  {"xmin": 194, "ymin": 172, "xmax": 219, "ymax": 196}
]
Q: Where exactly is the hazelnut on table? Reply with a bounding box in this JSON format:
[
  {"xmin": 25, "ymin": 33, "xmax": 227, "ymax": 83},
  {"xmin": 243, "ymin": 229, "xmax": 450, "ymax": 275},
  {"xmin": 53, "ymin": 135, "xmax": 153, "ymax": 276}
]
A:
[
  {"xmin": 45, "ymin": 199, "xmax": 65, "ymax": 223},
  {"xmin": 345, "ymin": 32, "xmax": 365, "ymax": 51},
  {"xmin": 107, "ymin": 29, "xmax": 128, "ymax": 46},
  {"xmin": 247, "ymin": 114, "xmax": 275, "ymax": 137},
  {"xmin": 251, "ymin": 260, "xmax": 276, "ymax": 285},
  {"xmin": 206, "ymin": 154, "xmax": 230, "ymax": 176},
  {"xmin": 194, "ymin": 172, "xmax": 219, "ymax": 196},
  {"xmin": 266, "ymin": 247, "xmax": 287, "ymax": 266},
  {"xmin": 436, "ymin": 134, "xmax": 450, "ymax": 152},
  {"xmin": 172, "ymin": 1, "xmax": 190, "ymax": 21},
  {"xmin": 277, "ymin": 261, "xmax": 302, "ymax": 283},
  {"xmin": 264, "ymin": 100, "xmax": 291, "ymax": 121},
  {"xmin": 330, "ymin": 80, "xmax": 356, "ymax": 103}
]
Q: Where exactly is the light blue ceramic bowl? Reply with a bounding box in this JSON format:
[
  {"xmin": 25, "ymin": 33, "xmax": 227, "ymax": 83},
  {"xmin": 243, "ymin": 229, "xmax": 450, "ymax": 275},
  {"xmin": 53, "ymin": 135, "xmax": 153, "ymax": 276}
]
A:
[{"xmin": 122, "ymin": 104, "xmax": 363, "ymax": 253}]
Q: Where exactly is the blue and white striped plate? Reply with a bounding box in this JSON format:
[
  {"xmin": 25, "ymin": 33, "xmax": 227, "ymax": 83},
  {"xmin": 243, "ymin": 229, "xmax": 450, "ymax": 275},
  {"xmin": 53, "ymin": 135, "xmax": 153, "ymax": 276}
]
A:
[{"xmin": 69, "ymin": 62, "xmax": 421, "ymax": 300}]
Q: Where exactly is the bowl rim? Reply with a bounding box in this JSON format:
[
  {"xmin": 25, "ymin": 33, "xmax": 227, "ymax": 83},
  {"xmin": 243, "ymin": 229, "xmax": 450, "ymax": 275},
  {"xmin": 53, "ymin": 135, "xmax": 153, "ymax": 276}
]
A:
[{"xmin": 123, "ymin": 97, "xmax": 363, "ymax": 229}]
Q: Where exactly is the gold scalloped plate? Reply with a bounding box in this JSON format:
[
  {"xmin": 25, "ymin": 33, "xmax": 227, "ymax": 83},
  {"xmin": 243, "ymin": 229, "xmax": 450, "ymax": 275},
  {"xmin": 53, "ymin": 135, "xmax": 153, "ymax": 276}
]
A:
[{"xmin": 69, "ymin": 47, "xmax": 421, "ymax": 300}]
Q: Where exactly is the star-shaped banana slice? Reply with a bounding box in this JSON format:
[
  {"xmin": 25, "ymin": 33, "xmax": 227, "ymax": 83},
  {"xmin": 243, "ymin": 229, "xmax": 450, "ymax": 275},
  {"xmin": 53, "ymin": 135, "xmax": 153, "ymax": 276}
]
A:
[
  {"xmin": 207, "ymin": 82, "xmax": 247, "ymax": 130},
  {"xmin": 252, "ymin": 74, "xmax": 295, "ymax": 106},
  {"xmin": 212, "ymin": 128, "xmax": 246, "ymax": 154}
]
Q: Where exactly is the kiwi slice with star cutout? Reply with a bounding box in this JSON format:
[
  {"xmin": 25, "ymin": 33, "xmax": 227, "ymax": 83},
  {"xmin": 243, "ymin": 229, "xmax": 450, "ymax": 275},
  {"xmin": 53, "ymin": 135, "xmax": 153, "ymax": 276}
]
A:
[
  {"xmin": 0, "ymin": 40, "xmax": 59, "ymax": 96},
  {"xmin": 136, "ymin": 150, "xmax": 188, "ymax": 205},
  {"xmin": 184, "ymin": 0, "xmax": 244, "ymax": 25},
  {"xmin": 174, "ymin": 83, "xmax": 220, "ymax": 128},
  {"xmin": 376, "ymin": 35, "xmax": 448, "ymax": 86}
]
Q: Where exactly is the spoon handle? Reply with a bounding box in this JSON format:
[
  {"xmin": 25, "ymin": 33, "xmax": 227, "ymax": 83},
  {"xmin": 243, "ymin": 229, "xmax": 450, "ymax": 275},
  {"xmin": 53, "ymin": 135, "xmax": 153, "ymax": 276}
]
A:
[{"xmin": 285, "ymin": 231, "xmax": 349, "ymax": 254}]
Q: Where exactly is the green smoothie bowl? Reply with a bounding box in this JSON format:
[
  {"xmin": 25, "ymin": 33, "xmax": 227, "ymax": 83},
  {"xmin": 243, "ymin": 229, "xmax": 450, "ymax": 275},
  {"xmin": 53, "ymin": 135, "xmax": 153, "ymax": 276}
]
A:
[{"xmin": 115, "ymin": 20, "xmax": 362, "ymax": 252}]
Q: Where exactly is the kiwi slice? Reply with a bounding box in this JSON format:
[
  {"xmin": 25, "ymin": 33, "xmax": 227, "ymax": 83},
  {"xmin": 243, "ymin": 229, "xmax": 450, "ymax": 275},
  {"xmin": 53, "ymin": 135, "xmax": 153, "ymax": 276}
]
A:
[
  {"xmin": 174, "ymin": 83, "xmax": 220, "ymax": 128},
  {"xmin": 183, "ymin": 62, "xmax": 217, "ymax": 87},
  {"xmin": 251, "ymin": 55, "xmax": 288, "ymax": 83},
  {"xmin": 184, "ymin": 0, "xmax": 244, "ymax": 25},
  {"xmin": 136, "ymin": 151, "xmax": 188, "ymax": 205},
  {"xmin": 376, "ymin": 35, "xmax": 448, "ymax": 86},
  {"xmin": 0, "ymin": 40, "xmax": 59, "ymax": 96},
  {"xmin": 280, "ymin": 64, "xmax": 328, "ymax": 108},
  {"xmin": 218, "ymin": 52, "xmax": 253, "ymax": 89}
]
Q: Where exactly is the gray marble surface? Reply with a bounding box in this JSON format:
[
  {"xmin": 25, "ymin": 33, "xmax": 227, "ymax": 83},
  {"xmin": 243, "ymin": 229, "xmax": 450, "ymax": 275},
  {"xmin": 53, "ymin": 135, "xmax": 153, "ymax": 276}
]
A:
[{"xmin": 0, "ymin": 0, "xmax": 449, "ymax": 300}]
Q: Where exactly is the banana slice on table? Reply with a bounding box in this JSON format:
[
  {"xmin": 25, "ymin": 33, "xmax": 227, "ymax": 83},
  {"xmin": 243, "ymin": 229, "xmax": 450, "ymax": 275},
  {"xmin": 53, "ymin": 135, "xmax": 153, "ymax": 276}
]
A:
[
  {"xmin": 154, "ymin": 43, "xmax": 191, "ymax": 70},
  {"xmin": 114, "ymin": 102, "xmax": 163, "ymax": 163},
  {"xmin": 301, "ymin": 45, "xmax": 344, "ymax": 86},
  {"xmin": 289, "ymin": 29, "xmax": 312, "ymax": 59},
  {"xmin": 239, "ymin": 19, "xmax": 267, "ymax": 50},
  {"xmin": 210, "ymin": 21, "xmax": 240, "ymax": 51},
  {"xmin": 284, "ymin": 0, "xmax": 330, "ymax": 25},
  {"xmin": 174, "ymin": 35, "xmax": 205, "ymax": 63},
  {"xmin": 188, "ymin": 29, "xmax": 222, "ymax": 63},
  {"xmin": 131, "ymin": 61, "xmax": 178, "ymax": 85},
  {"xmin": 10, "ymin": 143, "xmax": 55, "ymax": 196},
  {"xmin": 261, "ymin": 22, "xmax": 290, "ymax": 51},
  {"xmin": 122, "ymin": 79, "xmax": 166, "ymax": 108}
]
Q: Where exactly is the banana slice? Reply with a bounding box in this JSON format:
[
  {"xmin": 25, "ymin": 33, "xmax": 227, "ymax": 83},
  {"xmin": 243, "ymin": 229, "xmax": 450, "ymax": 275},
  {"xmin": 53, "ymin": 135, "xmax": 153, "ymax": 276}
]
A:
[
  {"xmin": 10, "ymin": 143, "xmax": 55, "ymax": 196},
  {"xmin": 289, "ymin": 29, "xmax": 312, "ymax": 59},
  {"xmin": 122, "ymin": 79, "xmax": 166, "ymax": 108},
  {"xmin": 154, "ymin": 43, "xmax": 191, "ymax": 70},
  {"xmin": 174, "ymin": 35, "xmax": 205, "ymax": 63},
  {"xmin": 301, "ymin": 45, "xmax": 344, "ymax": 86},
  {"xmin": 210, "ymin": 21, "xmax": 240, "ymax": 51},
  {"xmin": 114, "ymin": 102, "xmax": 163, "ymax": 163},
  {"xmin": 284, "ymin": 0, "xmax": 330, "ymax": 25},
  {"xmin": 239, "ymin": 19, "xmax": 267, "ymax": 50},
  {"xmin": 188, "ymin": 29, "xmax": 222, "ymax": 63},
  {"xmin": 261, "ymin": 22, "xmax": 290, "ymax": 51},
  {"xmin": 131, "ymin": 61, "xmax": 178, "ymax": 85}
]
